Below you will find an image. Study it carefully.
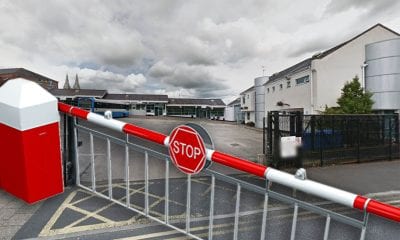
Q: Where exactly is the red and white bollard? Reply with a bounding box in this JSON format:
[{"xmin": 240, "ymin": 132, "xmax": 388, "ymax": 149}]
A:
[{"xmin": 0, "ymin": 78, "xmax": 64, "ymax": 204}]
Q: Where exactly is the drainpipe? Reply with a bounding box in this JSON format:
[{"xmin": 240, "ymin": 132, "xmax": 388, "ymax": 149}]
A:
[
  {"xmin": 310, "ymin": 68, "xmax": 314, "ymax": 114},
  {"xmin": 361, "ymin": 63, "xmax": 368, "ymax": 93}
]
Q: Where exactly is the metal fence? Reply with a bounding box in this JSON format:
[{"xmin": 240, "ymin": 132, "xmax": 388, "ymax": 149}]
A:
[
  {"xmin": 59, "ymin": 112, "xmax": 384, "ymax": 240},
  {"xmin": 264, "ymin": 112, "xmax": 400, "ymax": 168}
]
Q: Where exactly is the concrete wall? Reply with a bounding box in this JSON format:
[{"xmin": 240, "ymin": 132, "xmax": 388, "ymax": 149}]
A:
[
  {"xmin": 225, "ymin": 105, "xmax": 244, "ymax": 122},
  {"xmin": 224, "ymin": 106, "xmax": 236, "ymax": 121},
  {"xmin": 312, "ymin": 26, "xmax": 399, "ymax": 113},
  {"xmin": 129, "ymin": 109, "xmax": 146, "ymax": 116}
]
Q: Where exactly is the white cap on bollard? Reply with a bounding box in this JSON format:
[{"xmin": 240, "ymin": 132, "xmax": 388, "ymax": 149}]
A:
[{"xmin": 0, "ymin": 78, "xmax": 59, "ymax": 130}]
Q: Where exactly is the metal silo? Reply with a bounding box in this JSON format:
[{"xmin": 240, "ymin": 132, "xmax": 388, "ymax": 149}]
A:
[
  {"xmin": 365, "ymin": 38, "xmax": 400, "ymax": 111},
  {"xmin": 255, "ymin": 76, "xmax": 268, "ymax": 128}
]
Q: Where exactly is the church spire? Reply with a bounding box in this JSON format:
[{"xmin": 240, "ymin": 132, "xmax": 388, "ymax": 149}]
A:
[
  {"xmin": 63, "ymin": 74, "xmax": 71, "ymax": 89},
  {"xmin": 73, "ymin": 74, "xmax": 81, "ymax": 89}
]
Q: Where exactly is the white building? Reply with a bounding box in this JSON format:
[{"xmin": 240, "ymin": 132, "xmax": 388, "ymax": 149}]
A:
[
  {"xmin": 240, "ymin": 86, "xmax": 255, "ymax": 124},
  {"xmin": 239, "ymin": 76, "xmax": 268, "ymax": 127},
  {"xmin": 265, "ymin": 23, "xmax": 400, "ymax": 114},
  {"xmin": 224, "ymin": 98, "xmax": 243, "ymax": 123}
]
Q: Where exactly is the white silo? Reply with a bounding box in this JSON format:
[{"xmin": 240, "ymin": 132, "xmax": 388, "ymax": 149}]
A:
[
  {"xmin": 255, "ymin": 76, "xmax": 269, "ymax": 128},
  {"xmin": 365, "ymin": 38, "xmax": 400, "ymax": 112}
]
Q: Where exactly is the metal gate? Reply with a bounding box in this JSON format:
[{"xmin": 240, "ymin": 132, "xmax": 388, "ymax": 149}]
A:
[
  {"xmin": 265, "ymin": 112, "xmax": 400, "ymax": 168},
  {"xmin": 60, "ymin": 103, "xmax": 400, "ymax": 240}
]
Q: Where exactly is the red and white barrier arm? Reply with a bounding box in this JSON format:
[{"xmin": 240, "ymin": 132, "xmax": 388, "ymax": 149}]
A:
[{"xmin": 58, "ymin": 102, "xmax": 400, "ymax": 222}]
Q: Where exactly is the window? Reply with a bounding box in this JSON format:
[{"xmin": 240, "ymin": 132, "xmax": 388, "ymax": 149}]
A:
[
  {"xmin": 296, "ymin": 75, "xmax": 310, "ymax": 85},
  {"xmin": 267, "ymin": 88, "xmax": 270, "ymax": 93},
  {"xmin": 247, "ymin": 112, "xmax": 250, "ymax": 120},
  {"xmin": 146, "ymin": 104, "xmax": 154, "ymax": 112},
  {"xmin": 272, "ymin": 86, "xmax": 275, "ymax": 92},
  {"xmin": 247, "ymin": 94, "xmax": 249, "ymax": 99},
  {"xmin": 242, "ymin": 96, "xmax": 246, "ymax": 104},
  {"xmin": 279, "ymin": 84, "xmax": 283, "ymax": 90},
  {"xmin": 136, "ymin": 104, "xmax": 145, "ymax": 110},
  {"xmin": 287, "ymin": 80, "xmax": 291, "ymax": 88}
]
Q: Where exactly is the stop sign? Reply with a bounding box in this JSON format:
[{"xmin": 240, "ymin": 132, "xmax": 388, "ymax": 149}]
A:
[{"xmin": 168, "ymin": 125, "xmax": 206, "ymax": 175}]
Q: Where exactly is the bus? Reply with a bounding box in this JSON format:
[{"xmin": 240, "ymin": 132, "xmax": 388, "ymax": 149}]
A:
[{"xmin": 76, "ymin": 97, "xmax": 129, "ymax": 118}]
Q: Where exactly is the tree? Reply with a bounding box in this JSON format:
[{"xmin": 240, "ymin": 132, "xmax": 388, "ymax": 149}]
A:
[{"xmin": 324, "ymin": 76, "xmax": 374, "ymax": 114}]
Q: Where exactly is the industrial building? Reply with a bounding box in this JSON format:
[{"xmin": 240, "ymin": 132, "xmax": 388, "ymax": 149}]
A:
[
  {"xmin": 167, "ymin": 98, "xmax": 225, "ymax": 118},
  {"xmin": 264, "ymin": 23, "xmax": 400, "ymax": 114},
  {"xmin": 240, "ymin": 86, "xmax": 255, "ymax": 124},
  {"xmin": 0, "ymin": 68, "xmax": 58, "ymax": 90},
  {"xmin": 224, "ymin": 98, "xmax": 243, "ymax": 123},
  {"xmin": 0, "ymin": 67, "xmax": 225, "ymax": 118},
  {"xmin": 239, "ymin": 76, "xmax": 268, "ymax": 128},
  {"xmin": 102, "ymin": 93, "xmax": 169, "ymax": 116},
  {"xmin": 50, "ymin": 88, "xmax": 225, "ymax": 118}
]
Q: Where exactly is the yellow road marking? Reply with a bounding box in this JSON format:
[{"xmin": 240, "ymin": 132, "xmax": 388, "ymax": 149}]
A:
[
  {"xmin": 39, "ymin": 189, "xmax": 137, "ymax": 237},
  {"xmin": 66, "ymin": 205, "xmax": 114, "ymax": 226},
  {"xmin": 39, "ymin": 182, "xmax": 186, "ymax": 237},
  {"xmin": 116, "ymin": 222, "xmax": 232, "ymax": 240},
  {"xmin": 39, "ymin": 191, "xmax": 77, "ymax": 237}
]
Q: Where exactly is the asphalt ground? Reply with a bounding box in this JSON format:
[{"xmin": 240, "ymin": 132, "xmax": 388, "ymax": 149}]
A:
[
  {"xmin": 14, "ymin": 176, "xmax": 400, "ymax": 240},
  {"xmin": 6, "ymin": 116, "xmax": 400, "ymax": 239}
]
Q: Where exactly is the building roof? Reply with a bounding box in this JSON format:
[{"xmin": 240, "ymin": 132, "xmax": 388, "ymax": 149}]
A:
[
  {"xmin": 267, "ymin": 23, "xmax": 400, "ymax": 85},
  {"xmin": 168, "ymin": 98, "xmax": 225, "ymax": 106},
  {"xmin": 49, "ymin": 89, "xmax": 107, "ymax": 98},
  {"xmin": 313, "ymin": 23, "xmax": 399, "ymax": 60},
  {"xmin": 240, "ymin": 86, "xmax": 255, "ymax": 95},
  {"xmin": 227, "ymin": 97, "xmax": 240, "ymax": 106},
  {"xmin": 0, "ymin": 68, "xmax": 58, "ymax": 87},
  {"xmin": 103, "ymin": 93, "xmax": 169, "ymax": 102},
  {"xmin": 268, "ymin": 58, "xmax": 312, "ymax": 83}
]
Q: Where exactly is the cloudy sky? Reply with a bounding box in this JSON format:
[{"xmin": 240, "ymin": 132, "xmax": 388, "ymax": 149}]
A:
[{"xmin": 1, "ymin": 0, "xmax": 399, "ymax": 103}]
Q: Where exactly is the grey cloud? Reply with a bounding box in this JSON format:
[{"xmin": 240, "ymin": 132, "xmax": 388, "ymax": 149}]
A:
[
  {"xmin": 147, "ymin": 62, "xmax": 229, "ymax": 97},
  {"xmin": 75, "ymin": 68, "xmax": 146, "ymax": 92},
  {"xmin": 147, "ymin": 62, "xmax": 174, "ymax": 78},
  {"xmin": 162, "ymin": 36, "xmax": 218, "ymax": 66},
  {"xmin": 164, "ymin": 67, "xmax": 225, "ymax": 90},
  {"xmin": 287, "ymin": 38, "xmax": 332, "ymax": 58},
  {"xmin": 324, "ymin": 0, "xmax": 399, "ymax": 15},
  {"xmin": 0, "ymin": 1, "xmax": 148, "ymax": 68},
  {"xmin": 1, "ymin": 0, "xmax": 399, "ymax": 101}
]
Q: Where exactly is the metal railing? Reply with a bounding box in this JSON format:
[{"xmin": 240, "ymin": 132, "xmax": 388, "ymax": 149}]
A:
[{"xmin": 59, "ymin": 103, "xmax": 400, "ymax": 239}]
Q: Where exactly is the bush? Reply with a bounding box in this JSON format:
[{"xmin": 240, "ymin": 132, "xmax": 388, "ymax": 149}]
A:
[
  {"xmin": 245, "ymin": 121, "xmax": 255, "ymax": 127},
  {"xmin": 324, "ymin": 76, "xmax": 374, "ymax": 114}
]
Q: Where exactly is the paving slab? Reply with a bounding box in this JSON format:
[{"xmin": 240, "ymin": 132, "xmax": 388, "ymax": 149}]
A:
[{"xmin": 0, "ymin": 190, "xmax": 43, "ymax": 240}]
